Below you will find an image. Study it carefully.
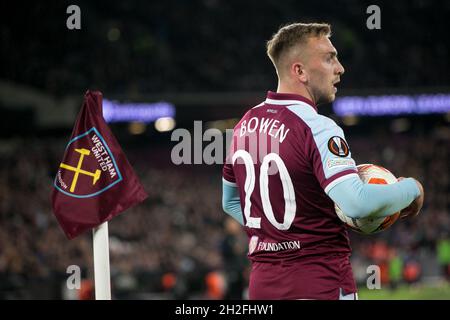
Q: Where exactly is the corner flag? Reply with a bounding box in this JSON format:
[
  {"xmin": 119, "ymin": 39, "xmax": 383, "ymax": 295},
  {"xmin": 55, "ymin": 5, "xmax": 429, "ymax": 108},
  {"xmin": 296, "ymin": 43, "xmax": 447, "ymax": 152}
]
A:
[{"xmin": 51, "ymin": 90, "xmax": 148, "ymax": 239}]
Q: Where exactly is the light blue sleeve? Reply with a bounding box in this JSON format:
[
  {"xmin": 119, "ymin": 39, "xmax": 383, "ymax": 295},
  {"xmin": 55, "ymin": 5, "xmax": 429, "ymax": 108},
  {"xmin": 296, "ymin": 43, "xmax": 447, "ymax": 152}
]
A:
[
  {"xmin": 328, "ymin": 175, "xmax": 420, "ymax": 219},
  {"xmin": 222, "ymin": 179, "xmax": 244, "ymax": 225}
]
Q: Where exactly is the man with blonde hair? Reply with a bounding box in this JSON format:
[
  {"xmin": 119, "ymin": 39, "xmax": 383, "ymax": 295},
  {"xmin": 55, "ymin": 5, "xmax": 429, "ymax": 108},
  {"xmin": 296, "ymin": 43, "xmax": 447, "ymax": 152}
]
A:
[{"xmin": 222, "ymin": 22, "xmax": 424, "ymax": 300}]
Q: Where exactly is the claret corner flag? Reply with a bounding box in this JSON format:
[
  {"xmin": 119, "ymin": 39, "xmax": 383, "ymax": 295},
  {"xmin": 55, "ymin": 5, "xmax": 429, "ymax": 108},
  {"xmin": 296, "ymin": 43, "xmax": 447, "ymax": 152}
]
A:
[{"xmin": 51, "ymin": 90, "xmax": 148, "ymax": 239}]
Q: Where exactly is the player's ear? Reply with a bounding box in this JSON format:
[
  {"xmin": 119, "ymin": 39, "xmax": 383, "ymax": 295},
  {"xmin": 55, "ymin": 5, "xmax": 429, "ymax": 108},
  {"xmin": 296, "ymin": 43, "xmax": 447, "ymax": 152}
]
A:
[{"xmin": 292, "ymin": 62, "xmax": 308, "ymax": 83}]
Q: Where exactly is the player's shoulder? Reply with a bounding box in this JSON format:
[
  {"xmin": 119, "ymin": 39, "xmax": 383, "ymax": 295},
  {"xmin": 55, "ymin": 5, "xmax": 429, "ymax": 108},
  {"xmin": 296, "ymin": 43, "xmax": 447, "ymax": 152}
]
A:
[{"xmin": 285, "ymin": 103, "xmax": 341, "ymax": 131}]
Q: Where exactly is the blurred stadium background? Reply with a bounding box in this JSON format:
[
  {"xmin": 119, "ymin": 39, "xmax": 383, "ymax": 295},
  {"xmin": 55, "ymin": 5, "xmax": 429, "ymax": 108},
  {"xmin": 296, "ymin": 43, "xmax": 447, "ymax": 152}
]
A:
[{"xmin": 0, "ymin": 1, "xmax": 449, "ymax": 299}]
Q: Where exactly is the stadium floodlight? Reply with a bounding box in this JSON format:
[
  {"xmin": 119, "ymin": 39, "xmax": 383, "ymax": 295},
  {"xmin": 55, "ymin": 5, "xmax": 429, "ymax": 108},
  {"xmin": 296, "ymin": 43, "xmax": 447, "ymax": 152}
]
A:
[{"xmin": 155, "ymin": 117, "xmax": 176, "ymax": 132}]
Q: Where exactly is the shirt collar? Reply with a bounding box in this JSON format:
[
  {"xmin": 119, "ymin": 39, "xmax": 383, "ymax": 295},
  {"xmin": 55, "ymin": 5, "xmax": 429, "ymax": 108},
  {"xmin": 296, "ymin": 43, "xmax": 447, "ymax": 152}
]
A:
[{"xmin": 265, "ymin": 91, "xmax": 317, "ymax": 111}]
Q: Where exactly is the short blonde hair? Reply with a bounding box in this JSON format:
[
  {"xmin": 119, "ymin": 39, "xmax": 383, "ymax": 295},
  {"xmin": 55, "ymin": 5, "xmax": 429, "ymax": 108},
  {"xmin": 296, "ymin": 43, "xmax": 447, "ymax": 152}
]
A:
[{"xmin": 267, "ymin": 22, "xmax": 331, "ymax": 70}]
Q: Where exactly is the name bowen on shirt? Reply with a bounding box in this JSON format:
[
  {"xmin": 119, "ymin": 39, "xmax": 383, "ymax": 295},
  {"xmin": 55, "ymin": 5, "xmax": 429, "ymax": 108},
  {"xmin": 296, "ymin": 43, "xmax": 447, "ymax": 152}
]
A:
[{"xmin": 239, "ymin": 116, "xmax": 290, "ymax": 144}]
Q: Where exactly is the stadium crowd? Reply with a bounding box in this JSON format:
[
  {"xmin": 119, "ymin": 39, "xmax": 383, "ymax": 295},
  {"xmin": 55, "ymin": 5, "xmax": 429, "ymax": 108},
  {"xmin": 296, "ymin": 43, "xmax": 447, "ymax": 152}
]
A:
[
  {"xmin": 2, "ymin": 1, "xmax": 450, "ymax": 96},
  {"xmin": 0, "ymin": 121, "xmax": 448, "ymax": 299}
]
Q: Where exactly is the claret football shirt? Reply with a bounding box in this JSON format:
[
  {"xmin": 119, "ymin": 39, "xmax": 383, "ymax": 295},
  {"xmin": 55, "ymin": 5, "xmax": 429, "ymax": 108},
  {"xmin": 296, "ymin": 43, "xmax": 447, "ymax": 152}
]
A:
[{"xmin": 223, "ymin": 91, "xmax": 358, "ymax": 262}]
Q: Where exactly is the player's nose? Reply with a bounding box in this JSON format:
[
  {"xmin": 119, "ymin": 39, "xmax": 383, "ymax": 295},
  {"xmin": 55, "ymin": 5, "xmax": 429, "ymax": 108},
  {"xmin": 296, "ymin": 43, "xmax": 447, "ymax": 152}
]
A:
[{"xmin": 336, "ymin": 59, "xmax": 345, "ymax": 75}]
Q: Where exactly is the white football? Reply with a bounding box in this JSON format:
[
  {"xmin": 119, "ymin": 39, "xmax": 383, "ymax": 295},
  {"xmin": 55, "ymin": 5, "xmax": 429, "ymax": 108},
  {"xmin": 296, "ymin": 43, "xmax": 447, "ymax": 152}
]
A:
[{"xmin": 335, "ymin": 164, "xmax": 400, "ymax": 234}]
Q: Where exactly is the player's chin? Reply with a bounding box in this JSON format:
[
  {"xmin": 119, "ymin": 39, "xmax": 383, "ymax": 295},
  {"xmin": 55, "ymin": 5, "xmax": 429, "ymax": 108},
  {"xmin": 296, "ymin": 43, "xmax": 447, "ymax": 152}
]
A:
[
  {"xmin": 322, "ymin": 92, "xmax": 336, "ymax": 104},
  {"xmin": 316, "ymin": 90, "xmax": 336, "ymax": 105}
]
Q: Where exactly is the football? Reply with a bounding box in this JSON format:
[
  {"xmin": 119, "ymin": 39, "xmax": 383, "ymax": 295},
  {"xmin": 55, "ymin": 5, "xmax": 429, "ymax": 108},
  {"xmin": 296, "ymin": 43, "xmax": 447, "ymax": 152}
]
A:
[{"xmin": 335, "ymin": 164, "xmax": 401, "ymax": 234}]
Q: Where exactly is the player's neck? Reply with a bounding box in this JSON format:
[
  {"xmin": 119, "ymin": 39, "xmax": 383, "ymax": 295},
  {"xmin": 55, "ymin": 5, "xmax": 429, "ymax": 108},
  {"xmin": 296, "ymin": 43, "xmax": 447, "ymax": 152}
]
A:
[{"xmin": 276, "ymin": 82, "xmax": 316, "ymax": 105}]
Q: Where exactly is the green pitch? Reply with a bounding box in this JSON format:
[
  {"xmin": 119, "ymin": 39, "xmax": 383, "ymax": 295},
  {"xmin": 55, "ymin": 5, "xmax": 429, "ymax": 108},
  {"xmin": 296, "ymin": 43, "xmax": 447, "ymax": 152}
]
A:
[{"xmin": 358, "ymin": 283, "xmax": 450, "ymax": 300}]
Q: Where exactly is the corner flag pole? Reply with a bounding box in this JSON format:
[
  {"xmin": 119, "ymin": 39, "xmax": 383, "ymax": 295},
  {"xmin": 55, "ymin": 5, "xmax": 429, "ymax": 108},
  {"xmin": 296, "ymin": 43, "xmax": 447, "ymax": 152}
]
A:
[{"xmin": 92, "ymin": 222, "xmax": 112, "ymax": 300}]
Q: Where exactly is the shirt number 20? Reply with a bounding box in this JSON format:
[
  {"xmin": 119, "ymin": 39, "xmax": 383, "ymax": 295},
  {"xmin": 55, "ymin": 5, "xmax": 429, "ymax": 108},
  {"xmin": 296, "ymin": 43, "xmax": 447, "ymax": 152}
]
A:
[{"xmin": 232, "ymin": 150, "xmax": 296, "ymax": 231}]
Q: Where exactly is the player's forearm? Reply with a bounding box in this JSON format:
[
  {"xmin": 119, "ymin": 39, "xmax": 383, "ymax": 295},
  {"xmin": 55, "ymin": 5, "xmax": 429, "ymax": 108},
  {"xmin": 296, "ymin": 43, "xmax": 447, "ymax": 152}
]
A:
[
  {"xmin": 328, "ymin": 176, "xmax": 420, "ymax": 219},
  {"xmin": 222, "ymin": 179, "xmax": 244, "ymax": 225}
]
